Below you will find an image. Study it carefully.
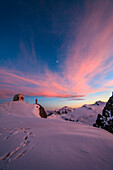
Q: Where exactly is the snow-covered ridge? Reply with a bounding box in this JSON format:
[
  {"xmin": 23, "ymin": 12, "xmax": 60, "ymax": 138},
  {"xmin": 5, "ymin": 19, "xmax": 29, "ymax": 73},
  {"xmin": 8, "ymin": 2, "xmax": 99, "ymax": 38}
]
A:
[
  {"xmin": 47, "ymin": 106, "xmax": 75, "ymax": 116},
  {"xmin": 0, "ymin": 101, "xmax": 41, "ymax": 118},
  {"xmin": 48, "ymin": 101, "xmax": 106, "ymax": 125}
]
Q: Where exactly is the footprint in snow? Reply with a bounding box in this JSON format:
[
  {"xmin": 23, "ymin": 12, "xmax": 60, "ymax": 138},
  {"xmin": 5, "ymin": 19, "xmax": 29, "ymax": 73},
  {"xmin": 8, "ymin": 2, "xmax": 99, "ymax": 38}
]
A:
[{"xmin": 0, "ymin": 128, "xmax": 34, "ymax": 163}]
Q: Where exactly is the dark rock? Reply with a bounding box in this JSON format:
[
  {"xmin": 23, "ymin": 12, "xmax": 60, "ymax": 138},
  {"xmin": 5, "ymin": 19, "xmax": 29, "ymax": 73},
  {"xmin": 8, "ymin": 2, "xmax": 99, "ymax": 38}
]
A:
[
  {"xmin": 95, "ymin": 102, "xmax": 99, "ymax": 106},
  {"xmin": 38, "ymin": 104, "xmax": 47, "ymax": 118},
  {"xmin": 47, "ymin": 112, "xmax": 53, "ymax": 116},
  {"xmin": 82, "ymin": 105, "xmax": 87, "ymax": 108},
  {"xmin": 93, "ymin": 93, "xmax": 113, "ymax": 134},
  {"xmin": 57, "ymin": 111, "xmax": 60, "ymax": 114},
  {"xmin": 88, "ymin": 107, "xmax": 92, "ymax": 110}
]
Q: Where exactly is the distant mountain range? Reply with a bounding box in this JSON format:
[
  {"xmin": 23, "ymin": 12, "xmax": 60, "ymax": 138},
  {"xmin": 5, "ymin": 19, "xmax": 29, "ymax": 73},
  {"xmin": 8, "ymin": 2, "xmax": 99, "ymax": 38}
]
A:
[
  {"xmin": 47, "ymin": 101, "xmax": 106, "ymax": 125},
  {"xmin": 47, "ymin": 106, "xmax": 76, "ymax": 116}
]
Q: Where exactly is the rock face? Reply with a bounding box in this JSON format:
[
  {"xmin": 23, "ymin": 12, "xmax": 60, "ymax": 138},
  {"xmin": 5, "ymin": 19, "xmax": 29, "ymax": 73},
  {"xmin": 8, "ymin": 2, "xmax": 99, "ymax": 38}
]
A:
[
  {"xmin": 38, "ymin": 104, "xmax": 47, "ymax": 118},
  {"xmin": 93, "ymin": 93, "xmax": 113, "ymax": 134},
  {"xmin": 13, "ymin": 94, "xmax": 24, "ymax": 101}
]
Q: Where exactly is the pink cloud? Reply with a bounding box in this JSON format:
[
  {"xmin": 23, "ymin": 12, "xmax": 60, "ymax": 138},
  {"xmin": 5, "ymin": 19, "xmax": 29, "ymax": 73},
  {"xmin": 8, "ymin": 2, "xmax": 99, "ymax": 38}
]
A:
[
  {"xmin": 1, "ymin": 0, "xmax": 113, "ymax": 99},
  {"xmin": 64, "ymin": 0, "xmax": 113, "ymax": 94},
  {"xmin": 0, "ymin": 68, "xmax": 85, "ymax": 98},
  {"xmin": 105, "ymin": 80, "xmax": 113, "ymax": 87}
]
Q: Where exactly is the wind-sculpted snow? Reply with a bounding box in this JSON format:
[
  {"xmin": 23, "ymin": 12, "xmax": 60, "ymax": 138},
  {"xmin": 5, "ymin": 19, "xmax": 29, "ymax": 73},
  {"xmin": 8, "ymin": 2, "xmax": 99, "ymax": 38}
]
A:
[{"xmin": 0, "ymin": 101, "xmax": 113, "ymax": 170}]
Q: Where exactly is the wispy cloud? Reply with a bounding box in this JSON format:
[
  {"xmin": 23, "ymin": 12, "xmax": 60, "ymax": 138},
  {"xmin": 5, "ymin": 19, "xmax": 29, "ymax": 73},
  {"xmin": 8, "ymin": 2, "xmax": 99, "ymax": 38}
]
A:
[
  {"xmin": 0, "ymin": 68, "xmax": 85, "ymax": 98},
  {"xmin": 64, "ymin": 0, "xmax": 113, "ymax": 94},
  {"xmin": 0, "ymin": 0, "xmax": 113, "ymax": 99}
]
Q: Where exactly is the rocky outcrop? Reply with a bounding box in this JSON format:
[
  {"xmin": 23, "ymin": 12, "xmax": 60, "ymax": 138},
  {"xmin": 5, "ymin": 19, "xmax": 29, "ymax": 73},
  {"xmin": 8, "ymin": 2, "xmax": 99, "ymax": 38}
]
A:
[
  {"xmin": 93, "ymin": 93, "xmax": 113, "ymax": 134},
  {"xmin": 38, "ymin": 104, "xmax": 47, "ymax": 118}
]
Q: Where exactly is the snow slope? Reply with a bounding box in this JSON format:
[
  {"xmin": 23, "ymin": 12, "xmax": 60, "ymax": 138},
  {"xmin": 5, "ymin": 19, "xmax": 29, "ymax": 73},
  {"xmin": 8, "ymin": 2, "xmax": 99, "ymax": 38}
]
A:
[
  {"xmin": 0, "ymin": 101, "xmax": 40, "ymax": 118},
  {"xmin": 0, "ymin": 101, "xmax": 113, "ymax": 170}
]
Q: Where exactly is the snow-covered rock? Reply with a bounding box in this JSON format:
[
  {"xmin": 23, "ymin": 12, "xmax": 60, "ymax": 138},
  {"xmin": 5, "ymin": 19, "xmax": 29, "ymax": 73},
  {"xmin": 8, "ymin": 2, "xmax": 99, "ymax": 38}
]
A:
[
  {"xmin": 94, "ymin": 95, "xmax": 113, "ymax": 133},
  {"xmin": 58, "ymin": 106, "xmax": 75, "ymax": 114},
  {"xmin": 47, "ymin": 106, "xmax": 75, "ymax": 116}
]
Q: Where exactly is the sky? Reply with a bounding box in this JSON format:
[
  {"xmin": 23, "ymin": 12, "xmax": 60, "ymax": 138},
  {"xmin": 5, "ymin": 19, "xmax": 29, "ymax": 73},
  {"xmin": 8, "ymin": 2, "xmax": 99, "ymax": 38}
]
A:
[{"xmin": 0, "ymin": 0, "xmax": 113, "ymax": 110}]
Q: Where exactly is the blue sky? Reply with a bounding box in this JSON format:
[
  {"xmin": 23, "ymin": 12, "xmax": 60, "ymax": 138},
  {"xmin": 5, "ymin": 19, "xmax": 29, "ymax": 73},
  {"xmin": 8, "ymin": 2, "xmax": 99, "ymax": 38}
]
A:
[{"xmin": 0, "ymin": 0, "xmax": 113, "ymax": 109}]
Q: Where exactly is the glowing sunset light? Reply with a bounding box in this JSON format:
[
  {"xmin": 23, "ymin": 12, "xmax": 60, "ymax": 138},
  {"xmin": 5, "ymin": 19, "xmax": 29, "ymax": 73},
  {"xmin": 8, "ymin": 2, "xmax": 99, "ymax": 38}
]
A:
[{"xmin": 0, "ymin": 0, "xmax": 113, "ymax": 109}]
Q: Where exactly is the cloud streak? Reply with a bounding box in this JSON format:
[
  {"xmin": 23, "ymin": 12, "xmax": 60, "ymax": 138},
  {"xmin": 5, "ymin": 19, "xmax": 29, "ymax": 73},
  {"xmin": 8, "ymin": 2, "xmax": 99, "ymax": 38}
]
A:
[
  {"xmin": 0, "ymin": 68, "xmax": 85, "ymax": 98},
  {"xmin": 0, "ymin": 0, "xmax": 113, "ymax": 99},
  {"xmin": 64, "ymin": 0, "xmax": 113, "ymax": 94}
]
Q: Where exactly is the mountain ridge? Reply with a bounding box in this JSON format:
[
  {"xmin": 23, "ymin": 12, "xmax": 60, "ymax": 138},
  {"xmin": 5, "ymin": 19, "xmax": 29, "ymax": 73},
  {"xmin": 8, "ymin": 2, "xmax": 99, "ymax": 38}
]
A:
[{"xmin": 48, "ymin": 101, "xmax": 106, "ymax": 125}]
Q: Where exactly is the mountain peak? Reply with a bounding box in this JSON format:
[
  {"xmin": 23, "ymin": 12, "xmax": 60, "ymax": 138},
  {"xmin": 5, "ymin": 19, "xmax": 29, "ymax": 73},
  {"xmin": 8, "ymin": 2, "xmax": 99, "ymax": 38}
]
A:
[{"xmin": 94, "ymin": 101, "xmax": 105, "ymax": 106}]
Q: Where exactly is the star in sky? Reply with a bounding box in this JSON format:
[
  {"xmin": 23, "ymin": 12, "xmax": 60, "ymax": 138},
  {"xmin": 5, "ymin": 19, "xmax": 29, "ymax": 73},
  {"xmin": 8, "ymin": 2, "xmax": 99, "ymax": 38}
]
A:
[{"xmin": 0, "ymin": 0, "xmax": 113, "ymax": 109}]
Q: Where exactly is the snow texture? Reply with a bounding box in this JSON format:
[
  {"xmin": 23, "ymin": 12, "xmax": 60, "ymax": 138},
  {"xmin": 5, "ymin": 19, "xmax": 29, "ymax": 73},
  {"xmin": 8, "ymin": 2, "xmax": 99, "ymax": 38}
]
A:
[{"xmin": 0, "ymin": 101, "xmax": 113, "ymax": 170}]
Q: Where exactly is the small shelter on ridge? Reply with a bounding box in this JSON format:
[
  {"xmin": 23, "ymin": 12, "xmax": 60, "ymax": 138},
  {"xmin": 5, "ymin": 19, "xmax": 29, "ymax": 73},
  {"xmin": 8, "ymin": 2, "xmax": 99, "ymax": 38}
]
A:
[{"xmin": 13, "ymin": 94, "xmax": 24, "ymax": 101}]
